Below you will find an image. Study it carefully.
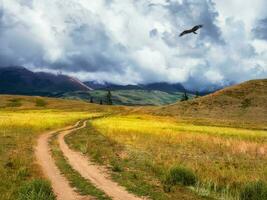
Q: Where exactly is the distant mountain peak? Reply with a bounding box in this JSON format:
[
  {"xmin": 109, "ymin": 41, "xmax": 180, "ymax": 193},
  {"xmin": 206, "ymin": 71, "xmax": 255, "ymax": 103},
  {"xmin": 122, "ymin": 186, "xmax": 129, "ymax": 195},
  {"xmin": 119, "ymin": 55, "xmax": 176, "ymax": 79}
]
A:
[{"xmin": 0, "ymin": 66, "xmax": 92, "ymax": 95}]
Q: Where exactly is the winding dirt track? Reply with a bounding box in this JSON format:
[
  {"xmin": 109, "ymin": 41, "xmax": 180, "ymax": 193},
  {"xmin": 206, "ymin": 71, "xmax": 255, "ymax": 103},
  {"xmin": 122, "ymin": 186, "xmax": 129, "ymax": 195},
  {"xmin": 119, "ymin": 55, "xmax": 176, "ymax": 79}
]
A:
[
  {"xmin": 36, "ymin": 121, "xmax": 143, "ymax": 200},
  {"xmin": 58, "ymin": 121, "xmax": 142, "ymax": 200},
  {"xmin": 35, "ymin": 121, "xmax": 92, "ymax": 200}
]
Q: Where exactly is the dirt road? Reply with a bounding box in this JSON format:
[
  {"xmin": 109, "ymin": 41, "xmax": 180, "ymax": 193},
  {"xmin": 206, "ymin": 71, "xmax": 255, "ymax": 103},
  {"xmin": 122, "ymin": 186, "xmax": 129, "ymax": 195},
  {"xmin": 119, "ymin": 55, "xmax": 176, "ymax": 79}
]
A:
[
  {"xmin": 35, "ymin": 122, "xmax": 92, "ymax": 200},
  {"xmin": 58, "ymin": 121, "xmax": 143, "ymax": 200},
  {"xmin": 36, "ymin": 120, "xmax": 143, "ymax": 200}
]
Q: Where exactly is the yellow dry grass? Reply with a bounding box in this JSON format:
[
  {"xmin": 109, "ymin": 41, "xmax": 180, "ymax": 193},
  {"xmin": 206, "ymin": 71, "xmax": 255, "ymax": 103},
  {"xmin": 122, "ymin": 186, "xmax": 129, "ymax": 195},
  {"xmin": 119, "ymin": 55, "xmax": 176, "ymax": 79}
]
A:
[{"xmin": 90, "ymin": 115, "xmax": 267, "ymax": 198}]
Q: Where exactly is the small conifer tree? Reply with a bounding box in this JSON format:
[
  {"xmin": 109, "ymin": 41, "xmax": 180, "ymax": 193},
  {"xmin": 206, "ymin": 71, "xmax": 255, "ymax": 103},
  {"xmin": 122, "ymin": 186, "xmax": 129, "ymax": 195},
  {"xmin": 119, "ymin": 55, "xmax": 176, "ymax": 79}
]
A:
[
  {"xmin": 106, "ymin": 90, "xmax": 113, "ymax": 105},
  {"xmin": 181, "ymin": 91, "xmax": 189, "ymax": 102}
]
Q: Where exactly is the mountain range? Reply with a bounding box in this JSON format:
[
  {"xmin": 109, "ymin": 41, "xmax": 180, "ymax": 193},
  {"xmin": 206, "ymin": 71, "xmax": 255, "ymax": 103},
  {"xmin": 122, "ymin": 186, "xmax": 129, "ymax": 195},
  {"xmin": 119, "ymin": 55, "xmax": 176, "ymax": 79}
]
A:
[
  {"xmin": 0, "ymin": 66, "xmax": 212, "ymax": 105},
  {"xmin": 0, "ymin": 66, "xmax": 189, "ymax": 95},
  {"xmin": 84, "ymin": 81, "xmax": 186, "ymax": 93},
  {"xmin": 0, "ymin": 66, "xmax": 92, "ymax": 95}
]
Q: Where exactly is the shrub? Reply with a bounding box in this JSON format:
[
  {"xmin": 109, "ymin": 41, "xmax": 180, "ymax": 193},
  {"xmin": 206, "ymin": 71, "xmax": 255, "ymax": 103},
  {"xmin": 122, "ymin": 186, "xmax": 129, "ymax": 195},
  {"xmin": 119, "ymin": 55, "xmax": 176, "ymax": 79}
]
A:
[
  {"xmin": 18, "ymin": 179, "xmax": 56, "ymax": 200},
  {"xmin": 241, "ymin": 98, "xmax": 251, "ymax": 109},
  {"xmin": 7, "ymin": 98, "xmax": 22, "ymax": 107},
  {"xmin": 164, "ymin": 166, "xmax": 197, "ymax": 187},
  {"xmin": 240, "ymin": 181, "xmax": 267, "ymax": 200},
  {"xmin": 35, "ymin": 99, "xmax": 47, "ymax": 107}
]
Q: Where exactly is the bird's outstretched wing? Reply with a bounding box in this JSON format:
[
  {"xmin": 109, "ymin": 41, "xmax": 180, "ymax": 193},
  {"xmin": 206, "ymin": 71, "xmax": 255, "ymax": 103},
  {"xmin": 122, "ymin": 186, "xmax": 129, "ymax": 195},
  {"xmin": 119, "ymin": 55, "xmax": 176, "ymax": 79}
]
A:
[
  {"xmin": 192, "ymin": 25, "xmax": 203, "ymax": 31},
  {"xmin": 179, "ymin": 31, "xmax": 186, "ymax": 37},
  {"xmin": 179, "ymin": 30, "xmax": 191, "ymax": 37},
  {"xmin": 179, "ymin": 25, "xmax": 203, "ymax": 37}
]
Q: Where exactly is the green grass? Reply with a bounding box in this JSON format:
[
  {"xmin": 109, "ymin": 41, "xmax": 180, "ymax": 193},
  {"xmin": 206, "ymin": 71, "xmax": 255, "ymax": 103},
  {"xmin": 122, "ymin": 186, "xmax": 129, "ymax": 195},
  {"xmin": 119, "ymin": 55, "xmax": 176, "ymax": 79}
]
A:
[
  {"xmin": 18, "ymin": 179, "xmax": 56, "ymax": 200},
  {"xmin": 50, "ymin": 133, "xmax": 111, "ymax": 200},
  {"xmin": 60, "ymin": 90, "xmax": 194, "ymax": 106},
  {"xmin": 240, "ymin": 181, "xmax": 267, "ymax": 200}
]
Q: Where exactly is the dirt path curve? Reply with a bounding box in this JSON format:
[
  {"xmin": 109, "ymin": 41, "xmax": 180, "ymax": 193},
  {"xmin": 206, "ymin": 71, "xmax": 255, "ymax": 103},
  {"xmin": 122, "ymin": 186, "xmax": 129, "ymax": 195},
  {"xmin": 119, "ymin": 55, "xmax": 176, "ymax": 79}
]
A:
[
  {"xmin": 58, "ymin": 121, "xmax": 144, "ymax": 200},
  {"xmin": 35, "ymin": 121, "xmax": 92, "ymax": 200}
]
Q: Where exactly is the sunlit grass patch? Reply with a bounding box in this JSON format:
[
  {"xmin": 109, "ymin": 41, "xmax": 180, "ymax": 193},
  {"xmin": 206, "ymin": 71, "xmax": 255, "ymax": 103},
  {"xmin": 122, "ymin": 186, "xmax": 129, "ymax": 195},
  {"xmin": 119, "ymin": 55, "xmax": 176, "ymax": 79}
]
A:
[
  {"xmin": 66, "ymin": 122, "xmax": 201, "ymax": 200},
  {"xmin": 80, "ymin": 115, "xmax": 267, "ymax": 199},
  {"xmin": 92, "ymin": 115, "xmax": 267, "ymax": 141}
]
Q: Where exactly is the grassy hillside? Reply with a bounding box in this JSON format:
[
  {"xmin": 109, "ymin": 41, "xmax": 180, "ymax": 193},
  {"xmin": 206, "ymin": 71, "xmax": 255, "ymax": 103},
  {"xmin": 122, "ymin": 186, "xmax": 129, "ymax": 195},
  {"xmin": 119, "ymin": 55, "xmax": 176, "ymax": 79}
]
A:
[
  {"xmin": 59, "ymin": 90, "xmax": 194, "ymax": 106},
  {"xmin": 149, "ymin": 79, "xmax": 267, "ymax": 125}
]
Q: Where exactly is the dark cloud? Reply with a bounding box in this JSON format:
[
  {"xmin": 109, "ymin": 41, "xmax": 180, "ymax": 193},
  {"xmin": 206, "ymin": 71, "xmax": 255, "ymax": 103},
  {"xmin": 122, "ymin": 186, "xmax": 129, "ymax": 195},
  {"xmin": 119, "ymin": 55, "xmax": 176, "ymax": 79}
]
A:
[
  {"xmin": 163, "ymin": 0, "xmax": 224, "ymax": 44},
  {"xmin": 253, "ymin": 18, "xmax": 267, "ymax": 40},
  {"xmin": 0, "ymin": 2, "xmax": 128, "ymax": 75}
]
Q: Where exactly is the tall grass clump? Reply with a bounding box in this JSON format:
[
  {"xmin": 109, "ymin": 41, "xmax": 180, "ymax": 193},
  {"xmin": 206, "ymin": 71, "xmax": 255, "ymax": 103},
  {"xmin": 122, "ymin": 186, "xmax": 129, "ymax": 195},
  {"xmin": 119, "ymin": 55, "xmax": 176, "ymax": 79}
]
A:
[
  {"xmin": 240, "ymin": 181, "xmax": 267, "ymax": 200},
  {"xmin": 164, "ymin": 166, "xmax": 197, "ymax": 187},
  {"xmin": 18, "ymin": 179, "xmax": 56, "ymax": 200}
]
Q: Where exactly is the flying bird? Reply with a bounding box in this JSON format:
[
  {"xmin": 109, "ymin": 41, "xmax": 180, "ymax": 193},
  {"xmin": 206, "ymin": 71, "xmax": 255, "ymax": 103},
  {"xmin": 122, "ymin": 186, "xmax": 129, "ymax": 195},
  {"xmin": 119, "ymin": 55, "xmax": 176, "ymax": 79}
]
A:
[{"xmin": 179, "ymin": 25, "xmax": 203, "ymax": 37}]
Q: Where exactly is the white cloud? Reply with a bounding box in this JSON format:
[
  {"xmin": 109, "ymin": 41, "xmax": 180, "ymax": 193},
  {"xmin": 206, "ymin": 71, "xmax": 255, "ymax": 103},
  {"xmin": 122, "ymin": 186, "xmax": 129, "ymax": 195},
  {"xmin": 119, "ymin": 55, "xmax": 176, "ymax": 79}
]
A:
[{"xmin": 0, "ymin": 0, "xmax": 266, "ymax": 90}]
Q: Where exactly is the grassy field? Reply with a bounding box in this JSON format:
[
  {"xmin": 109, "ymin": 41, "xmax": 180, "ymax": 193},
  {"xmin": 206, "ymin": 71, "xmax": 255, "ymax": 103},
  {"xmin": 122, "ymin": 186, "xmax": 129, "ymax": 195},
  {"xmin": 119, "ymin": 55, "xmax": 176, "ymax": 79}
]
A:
[
  {"xmin": 66, "ymin": 115, "xmax": 267, "ymax": 200},
  {"xmin": 0, "ymin": 95, "xmax": 108, "ymax": 200},
  {"xmin": 1, "ymin": 78, "xmax": 267, "ymax": 200},
  {"xmin": 60, "ymin": 90, "xmax": 194, "ymax": 106}
]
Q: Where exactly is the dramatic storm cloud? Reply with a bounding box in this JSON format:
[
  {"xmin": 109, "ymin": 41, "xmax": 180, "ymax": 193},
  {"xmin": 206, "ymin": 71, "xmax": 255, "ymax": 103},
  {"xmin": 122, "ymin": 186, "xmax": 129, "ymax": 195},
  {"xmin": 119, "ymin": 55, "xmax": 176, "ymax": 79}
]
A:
[{"xmin": 0, "ymin": 0, "xmax": 267, "ymax": 90}]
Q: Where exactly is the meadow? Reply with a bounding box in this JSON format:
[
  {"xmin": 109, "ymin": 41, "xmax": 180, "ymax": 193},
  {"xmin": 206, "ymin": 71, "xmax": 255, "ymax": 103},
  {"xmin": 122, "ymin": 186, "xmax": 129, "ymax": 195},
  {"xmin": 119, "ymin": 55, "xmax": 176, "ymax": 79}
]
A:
[
  {"xmin": 1, "ymin": 94, "xmax": 267, "ymax": 200},
  {"xmin": 67, "ymin": 115, "xmax": 267, "ymax": 200},
  {"xmin": 0, "ymin": 96, "xmax": 105, "ymax": 200}
]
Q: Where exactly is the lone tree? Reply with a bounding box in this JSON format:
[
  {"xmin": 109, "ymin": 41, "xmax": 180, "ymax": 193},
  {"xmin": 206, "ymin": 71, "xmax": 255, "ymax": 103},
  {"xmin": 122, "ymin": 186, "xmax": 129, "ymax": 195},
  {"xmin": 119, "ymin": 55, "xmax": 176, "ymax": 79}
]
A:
[
  {"xmin": 181, "ymin": 91, "xmax": 189, "ymax": 102},
  {"xmin": 195, "ymin": 91, "xmax": 200, "ymax": 98},
  {"xmin": 90, "ymin": 96, "xmax": 94, "ymax": 103},
  {"xmin": 100, "ymin": 99, "xmax": 103, "ymax": 105},
  {"xmin": 106, "ymin": 90, "xmax": 113, "ymax": 105}
]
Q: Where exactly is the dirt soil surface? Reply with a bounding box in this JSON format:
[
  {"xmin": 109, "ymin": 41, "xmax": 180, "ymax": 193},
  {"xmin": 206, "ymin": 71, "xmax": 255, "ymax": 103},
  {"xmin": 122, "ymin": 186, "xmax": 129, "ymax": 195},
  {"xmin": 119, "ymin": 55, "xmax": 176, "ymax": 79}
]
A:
[{"xmin": 35, "ymin": 122, "xmax": 93, "ymax": 200}]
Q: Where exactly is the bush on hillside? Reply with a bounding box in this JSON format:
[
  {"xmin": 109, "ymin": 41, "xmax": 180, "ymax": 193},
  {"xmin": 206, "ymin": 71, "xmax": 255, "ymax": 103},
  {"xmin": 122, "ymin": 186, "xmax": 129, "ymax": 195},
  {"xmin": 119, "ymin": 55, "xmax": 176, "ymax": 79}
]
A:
[
  {"xmin": 164, "ymin": 166, "xmax": 197, "ymax": 187},
  {"xmin": 35, "ymin": 99, "xmax": 47, "ymax": 107}
]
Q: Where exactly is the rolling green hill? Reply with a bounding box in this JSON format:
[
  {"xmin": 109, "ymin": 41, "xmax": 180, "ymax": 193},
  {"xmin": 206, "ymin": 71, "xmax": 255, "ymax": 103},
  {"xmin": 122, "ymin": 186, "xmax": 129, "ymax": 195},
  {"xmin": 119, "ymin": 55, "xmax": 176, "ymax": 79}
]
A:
[{"xmin": 59, "ymin": 90, "xmax": 194, "ymax": 106}]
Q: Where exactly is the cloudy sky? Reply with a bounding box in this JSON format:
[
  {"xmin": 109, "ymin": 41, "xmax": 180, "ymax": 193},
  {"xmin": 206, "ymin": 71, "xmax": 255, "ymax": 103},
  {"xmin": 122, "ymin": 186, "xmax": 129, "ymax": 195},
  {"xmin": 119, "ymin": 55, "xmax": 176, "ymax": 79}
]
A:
[{"xmin": 0, "ymin": 0, "xmax": 267, "ymax": 90}]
